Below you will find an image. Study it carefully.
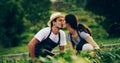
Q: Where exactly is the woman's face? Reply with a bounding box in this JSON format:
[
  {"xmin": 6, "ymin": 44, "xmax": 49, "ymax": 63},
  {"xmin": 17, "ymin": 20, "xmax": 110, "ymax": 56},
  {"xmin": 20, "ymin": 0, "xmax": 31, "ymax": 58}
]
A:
[{"xmin": 65, "ymin": 23, "xmax": 73, "ymax": 32}]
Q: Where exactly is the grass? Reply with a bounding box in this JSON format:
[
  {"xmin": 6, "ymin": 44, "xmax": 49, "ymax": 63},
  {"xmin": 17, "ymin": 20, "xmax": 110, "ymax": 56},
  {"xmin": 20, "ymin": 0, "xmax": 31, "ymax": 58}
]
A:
[
  {"xmin": 1, "ymin": 48, "xmax": 120, "ymax": 63},
  {"xmin": 0, "ymin": 38, "xmax": 120, "ymax": 55},
  {"xmin": 0, "ymin": 44, "xmax": 28, "ymax": 55},
  {"xmin": 95, "ymin": 37, "xmax": 120, "ymax": 45}
]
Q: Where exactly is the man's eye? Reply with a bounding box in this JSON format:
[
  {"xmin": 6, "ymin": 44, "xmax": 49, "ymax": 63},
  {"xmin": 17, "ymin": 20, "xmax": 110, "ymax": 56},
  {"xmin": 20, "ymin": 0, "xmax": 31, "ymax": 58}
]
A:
[{"xmin": 59, "ymin": 19, "xmax": 64, "ymax": 22}]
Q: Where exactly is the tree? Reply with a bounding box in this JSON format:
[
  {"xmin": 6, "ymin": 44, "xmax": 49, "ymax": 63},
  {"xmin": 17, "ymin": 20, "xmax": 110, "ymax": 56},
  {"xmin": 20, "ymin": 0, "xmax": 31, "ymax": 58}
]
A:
[
  {"xmin": 0, "ymin": 0, "xmax": 25, "ymax": 47},
  {"xmin": 86, "ymin": 0, "xmax": 120, "ymax": 37},
  {"xmin": 0, "ymin": 0, "xmax": 52, "ymax": 47},
  {"xmin": 21, "ymin": 0, "xmax": 51, "ymax": 25}
]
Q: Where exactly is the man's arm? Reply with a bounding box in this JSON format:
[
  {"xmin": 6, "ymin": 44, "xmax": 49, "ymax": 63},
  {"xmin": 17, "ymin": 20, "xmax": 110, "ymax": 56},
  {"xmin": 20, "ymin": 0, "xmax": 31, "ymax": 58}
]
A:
[
  {"xmin": 60, "ymin": 46, "xmax": 65, "ymax": 52},
  {"xmin": 28, "ymin": 38, "xmax": 39, "ymax": 61}
]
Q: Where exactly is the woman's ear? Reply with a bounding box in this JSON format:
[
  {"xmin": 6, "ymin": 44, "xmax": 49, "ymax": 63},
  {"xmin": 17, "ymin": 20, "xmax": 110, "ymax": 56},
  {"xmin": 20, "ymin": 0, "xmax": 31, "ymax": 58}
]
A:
[{"xmin": 68, "ymin": 24, "xmax": 72, "ymax": 28}]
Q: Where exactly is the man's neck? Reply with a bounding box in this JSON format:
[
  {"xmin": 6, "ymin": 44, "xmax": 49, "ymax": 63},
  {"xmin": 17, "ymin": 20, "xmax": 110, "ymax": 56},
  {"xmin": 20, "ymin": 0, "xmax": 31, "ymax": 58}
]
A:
[{"xmin": 52, "ymin": 26, "xmax": 59, "ymax": 35}]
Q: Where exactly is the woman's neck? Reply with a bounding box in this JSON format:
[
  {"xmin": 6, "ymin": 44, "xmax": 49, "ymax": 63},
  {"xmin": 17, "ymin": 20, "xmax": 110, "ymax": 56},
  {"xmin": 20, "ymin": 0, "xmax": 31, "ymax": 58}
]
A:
[
  {"xmin": 70, "ymin": 29, "xmax": 78, "ymax": 40},
  {"xmin": 70, "ymin": 28, "xmax": 77, "ymax": 35}
]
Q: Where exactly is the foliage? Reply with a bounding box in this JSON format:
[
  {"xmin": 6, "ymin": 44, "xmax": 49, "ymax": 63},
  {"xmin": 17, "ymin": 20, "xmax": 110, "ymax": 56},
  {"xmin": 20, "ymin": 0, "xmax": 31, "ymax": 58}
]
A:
[
  {"xmin": 0, "ymin": 44, "xmax": 28, "ymax": 55},
  {"xmin": 53, "ymin": 0, "xmax": 120, "ymax": 37},
  {"xmin": 64, "ymin": 0, "xmax": 87, "ymax": 8},
  {"xmin": 0, "ymin": 48, "xmax": 120, "ymax": 63},
  {"xmin": 52, "ymin": 0, "xmax": 87, "ymax": 12},
  {"xmin": 86, "ymin": 0, "xmax": 120, "ymax": 37},
  {"xmin": 21, "ymin": 0, "xmax": 51, "ymax": 24},
  {"xmin": 64, "ymin": 8, "xmax": 108, "ymax": 39},
  {"xmin": 20, "ymin": 0, "xmax": 52, "ymax": 45},
  {"xmin": 0, "ymin": 0, "xmax": 51, "ymax": 47},
  {"xmin": 0, "ymin": 0, "xmax": 25, "ymax": 47}
]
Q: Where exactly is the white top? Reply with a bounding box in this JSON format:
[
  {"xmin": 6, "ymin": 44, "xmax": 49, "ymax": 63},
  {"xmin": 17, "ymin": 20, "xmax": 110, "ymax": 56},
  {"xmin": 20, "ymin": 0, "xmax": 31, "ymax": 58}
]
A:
[
  {"xmin": 34, "ymin": 27, "xmax": 66, "ymax": 46},
  {"xmin": 66, "ymin": 31, "xmax": 90, "ymax": 45}
]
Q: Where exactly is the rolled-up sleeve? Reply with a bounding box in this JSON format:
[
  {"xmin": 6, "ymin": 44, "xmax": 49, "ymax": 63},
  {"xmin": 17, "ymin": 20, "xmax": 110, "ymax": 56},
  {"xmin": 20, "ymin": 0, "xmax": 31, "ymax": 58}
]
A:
[
  {"xmin": 79, "ymin": 31, "xmax": 90, "ymax": 39},
  {"xmin": 34, "ymin": 28, "xmax": 49, "ymax": 42},
  {"xmin": 59, "ymin": 30, "xmax": 67, "ymax": 46}
]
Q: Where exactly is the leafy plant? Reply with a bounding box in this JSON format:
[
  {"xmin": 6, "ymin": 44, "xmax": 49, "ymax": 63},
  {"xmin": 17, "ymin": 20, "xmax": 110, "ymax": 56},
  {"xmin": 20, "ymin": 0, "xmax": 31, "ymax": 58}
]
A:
[{"xmin": 0, "ymin": 48, "xmax": 120, "ymax": 63}]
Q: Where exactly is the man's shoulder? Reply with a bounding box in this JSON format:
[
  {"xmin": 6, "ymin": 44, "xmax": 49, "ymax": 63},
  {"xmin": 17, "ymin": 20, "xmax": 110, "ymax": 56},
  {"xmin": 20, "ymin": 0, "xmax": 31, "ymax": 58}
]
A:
[
  {"xmin": 35, "ymin": 27, "xmax": 50, "ymax": 36},
  {"xmin": 40, "ymin": 27, "xmax": 50, "ymax": 31},
  {"xmin": 59, "ymin": 29, "xmax": 65, "ymax": 32},
  {"xmin": 59, "ymin": 30, "xmax": 65, "ymax": 35},
  {"xmin": 42, "ymin": 27, "xmax": 50, "ymax": 30}
]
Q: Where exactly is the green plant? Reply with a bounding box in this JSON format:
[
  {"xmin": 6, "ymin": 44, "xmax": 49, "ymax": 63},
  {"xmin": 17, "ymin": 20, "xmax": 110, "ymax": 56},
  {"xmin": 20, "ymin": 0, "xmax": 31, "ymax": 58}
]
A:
[{"xmin": 0, "ymin": 48, "xmax": 120, "ymax": 63}]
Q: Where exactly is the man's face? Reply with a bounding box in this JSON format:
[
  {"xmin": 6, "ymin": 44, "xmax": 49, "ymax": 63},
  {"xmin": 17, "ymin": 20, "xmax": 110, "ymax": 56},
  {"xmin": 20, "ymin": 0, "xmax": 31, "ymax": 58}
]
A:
[{"xmin": 54, "ymin": 16, "xmax": 66, "ymax": 29}]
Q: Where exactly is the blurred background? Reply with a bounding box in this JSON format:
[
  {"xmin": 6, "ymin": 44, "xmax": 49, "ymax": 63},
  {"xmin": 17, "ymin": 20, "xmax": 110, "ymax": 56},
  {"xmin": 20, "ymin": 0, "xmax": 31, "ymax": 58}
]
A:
[{"xmin": 0, "ymin": 0, "xmax": 120, "ymax": 55}]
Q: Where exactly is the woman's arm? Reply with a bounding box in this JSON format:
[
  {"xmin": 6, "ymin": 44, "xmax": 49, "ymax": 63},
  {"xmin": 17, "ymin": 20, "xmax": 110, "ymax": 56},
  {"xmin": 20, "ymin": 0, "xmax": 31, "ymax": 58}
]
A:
[
  {"xmin": 68, "ymin": 41, "xmax": 74, "ymax": 50},
  {"xmin": 85, "ymin": 36, "xmax": 100, "ymax": 49},
  {"xmin": 67, "ymin": 41, "xmax": 76, "ymax": 55}
]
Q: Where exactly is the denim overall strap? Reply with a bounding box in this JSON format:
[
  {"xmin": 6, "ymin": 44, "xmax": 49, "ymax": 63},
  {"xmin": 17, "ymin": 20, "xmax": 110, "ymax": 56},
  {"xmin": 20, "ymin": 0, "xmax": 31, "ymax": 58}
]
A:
[
  {"xmin": 76, "ymin": 30, "xmax": 87, "ymax": 51},
  {"xmin": 35, "ymin": 28, "xmax": 60, "ymax": 57}
]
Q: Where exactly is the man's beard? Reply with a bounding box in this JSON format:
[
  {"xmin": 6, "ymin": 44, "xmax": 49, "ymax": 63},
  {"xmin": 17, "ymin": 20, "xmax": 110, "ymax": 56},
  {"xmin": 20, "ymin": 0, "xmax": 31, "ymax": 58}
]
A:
[
  {"xmin": 57, "ymin": 26, "xmax": 63, "ymax": 29},
  {"xmin": 56, "ymin": 25, "xmax": 64, "ymax": 29},
  {"xmin": 56, "ymin": 24, "xmax": 66, "ymax": 30}
]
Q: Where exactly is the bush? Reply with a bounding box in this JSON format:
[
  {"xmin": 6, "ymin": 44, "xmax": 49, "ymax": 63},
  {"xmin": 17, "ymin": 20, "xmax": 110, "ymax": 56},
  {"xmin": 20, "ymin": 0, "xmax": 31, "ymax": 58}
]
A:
[{"xmin": 1, "ymin": 48, "xmax": 120, "ymax": 63}]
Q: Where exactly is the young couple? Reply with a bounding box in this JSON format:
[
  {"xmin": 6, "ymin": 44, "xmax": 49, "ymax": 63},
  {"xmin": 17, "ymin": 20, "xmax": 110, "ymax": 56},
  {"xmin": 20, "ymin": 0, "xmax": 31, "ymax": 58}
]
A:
[{"xmin": 28, "ymin": 12, "xmax": 100, "ymax": 62}]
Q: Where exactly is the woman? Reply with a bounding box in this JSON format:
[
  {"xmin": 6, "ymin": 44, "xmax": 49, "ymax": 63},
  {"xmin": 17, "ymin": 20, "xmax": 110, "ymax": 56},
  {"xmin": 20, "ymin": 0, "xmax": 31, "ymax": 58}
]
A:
[{"xmin": 65, "ymin": 14, "xmax": 99, "ymax": 53}]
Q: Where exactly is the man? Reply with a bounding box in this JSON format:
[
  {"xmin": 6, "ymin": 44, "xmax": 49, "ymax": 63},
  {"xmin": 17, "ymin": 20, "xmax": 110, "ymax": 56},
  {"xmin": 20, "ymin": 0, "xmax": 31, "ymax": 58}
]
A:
[{"xmin": 28, "ymin": 12, "xmax": 66, "ymax": 62}]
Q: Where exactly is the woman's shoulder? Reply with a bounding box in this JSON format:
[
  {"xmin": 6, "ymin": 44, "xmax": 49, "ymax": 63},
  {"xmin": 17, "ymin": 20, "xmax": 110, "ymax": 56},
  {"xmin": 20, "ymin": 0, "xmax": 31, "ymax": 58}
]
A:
[
  {"xmin": 78, "ymin": 31, "xmax": 89, "ymax": 35},
  {"xmin": 78, "ymin": 31, "xmax": 90, "ymax": 39}
]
